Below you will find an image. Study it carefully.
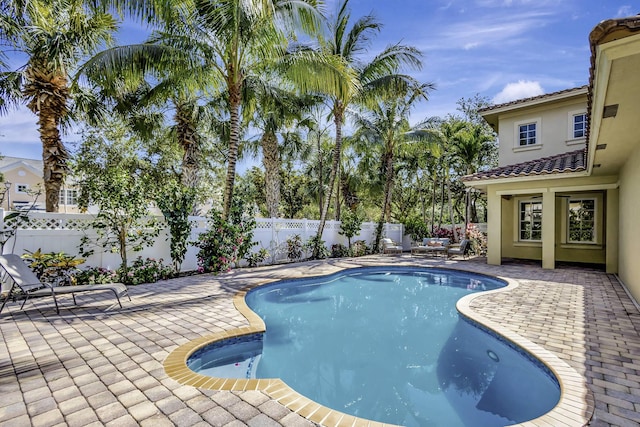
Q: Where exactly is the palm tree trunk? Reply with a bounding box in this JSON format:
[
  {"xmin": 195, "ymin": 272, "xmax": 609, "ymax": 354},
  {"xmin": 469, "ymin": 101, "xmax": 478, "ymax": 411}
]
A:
[
  {"xmin": 175, "ymin": 102, "xmax": 201, "ymax": 190},
  {"xmin": 316, "ymin": 103, "xmax": 344, "ymax": 252},
  {"xmin": 374, "ymin": 150, "xmax": 395, "ymax": 252},
  {"xmin": 317, "ymin": 133, "xmax": 324, "ymax": 215},
  {"xmin": 222, "ymin": 84, "xmax": 242, "ymax": 219},
  {"xmin": 438, "ymin": 168, "xmax": 445, "ymax": 230},
  {"xmin": 335, "ymin": 163, "xmax": 341, "ymax": 220},
  {"xmin": 40, "ymin": 108, "xmax": 68, "ymax": 213},
  {"xmin": 447, "ymin": 177, "xmax": 457, "ymax": 242},
  {"xmin": 262, "ymin": 131, "xmax": 281, "ymax": 218},
  {"xmin": 431, "ymin": 173, "xmax": 437, "ymax": 234}
]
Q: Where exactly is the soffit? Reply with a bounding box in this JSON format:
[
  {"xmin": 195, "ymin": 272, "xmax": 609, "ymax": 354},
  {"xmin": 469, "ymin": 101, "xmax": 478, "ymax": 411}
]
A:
[{"xmin": 590, "ymin": 34, "xmax": 640, "ymax": 176}]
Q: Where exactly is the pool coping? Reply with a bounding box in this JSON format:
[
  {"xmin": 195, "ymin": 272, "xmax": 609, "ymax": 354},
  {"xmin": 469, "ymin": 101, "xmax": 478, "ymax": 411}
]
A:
[{"xmin": 163, "ymin": 265, "xmax": 594, "ymax": 427}]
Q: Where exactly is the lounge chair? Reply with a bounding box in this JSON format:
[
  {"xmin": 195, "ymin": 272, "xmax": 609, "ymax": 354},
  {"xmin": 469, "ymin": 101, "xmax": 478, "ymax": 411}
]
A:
[
  {"xmin": 447, "ymin": 239, "xmax": 470, "ymax": 259},
  {"xmin": 0, "ymin": 254, "xmax": 130, "ymax": 314},
  {"xmin": 381, "ymin": 238, "xmax": 403, "ymax": 255}
]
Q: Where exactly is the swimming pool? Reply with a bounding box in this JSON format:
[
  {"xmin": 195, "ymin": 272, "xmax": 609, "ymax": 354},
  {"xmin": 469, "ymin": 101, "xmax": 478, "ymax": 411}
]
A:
[{"xmin": 188, "ymin": 267, "xmax": 560, "ymax": 426}]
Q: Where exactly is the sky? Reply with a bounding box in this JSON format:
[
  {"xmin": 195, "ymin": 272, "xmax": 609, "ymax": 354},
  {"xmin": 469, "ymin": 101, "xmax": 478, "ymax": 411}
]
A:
[{"xmin": 1, "ymin": 0, "xmax": 638, "ymax": 163}]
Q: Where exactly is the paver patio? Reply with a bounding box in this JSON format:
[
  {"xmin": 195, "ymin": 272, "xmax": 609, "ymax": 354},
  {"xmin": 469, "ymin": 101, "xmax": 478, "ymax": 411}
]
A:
[{"xmin": 1, "ymin": 255, "xmax": 639, "ymax": 427}]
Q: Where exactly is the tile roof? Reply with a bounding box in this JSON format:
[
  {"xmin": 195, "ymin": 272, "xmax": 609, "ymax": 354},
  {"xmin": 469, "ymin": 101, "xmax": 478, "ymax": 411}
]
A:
[
  {"xmin": 478, "ymin": 86, "xmax": 588, "ymax": 114},
  {"xmin": 462, "ymin": 149, "xmax": 586, "ymax": 182}
]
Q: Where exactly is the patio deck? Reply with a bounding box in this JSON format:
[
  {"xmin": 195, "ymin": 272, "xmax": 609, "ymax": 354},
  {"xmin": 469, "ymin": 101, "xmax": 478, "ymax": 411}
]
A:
[{"xmin": 1, "ymin": 255, "xmax": 639, "ymax": 427}]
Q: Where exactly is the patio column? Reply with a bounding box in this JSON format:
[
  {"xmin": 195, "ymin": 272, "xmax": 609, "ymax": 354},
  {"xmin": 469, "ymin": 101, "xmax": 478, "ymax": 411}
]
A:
[
  {"xmin": 487, "ymin": 189, "xmax": 502, "ymax": 265},
  {"xmin": 542, "ymin": 190, "xmax": 555, "ymax": 269},
  {"xmin": 606, "ymin": 188, "xmax": 619, "ymax": 274}
]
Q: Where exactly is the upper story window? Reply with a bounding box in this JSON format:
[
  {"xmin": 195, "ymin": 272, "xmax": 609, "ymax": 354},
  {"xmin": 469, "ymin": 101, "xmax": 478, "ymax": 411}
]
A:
[
  {"xmin": 16, "ymin": 184, "xmax": 29, "ymax": 193},
  {"xmin": 572, "ymin": 113, "xmax": 586, "ymax": 139},
  {"xmin": 518, "ymin": 123, "xmax": 537, "ymax": 146},
  {"xmin": 513, "ymin": 117, "xmax": 541, "ymax": 150},
  {"xmin": 568, "ymin": 198, "xmax": 595, "ymax": 243},
  {"xmin": 59, "ymin": 189, "xmax": 78, "ymax": 206},
  {"xmin": 519, "ymin": 200, "xmax": 542, "ymax": 241}
]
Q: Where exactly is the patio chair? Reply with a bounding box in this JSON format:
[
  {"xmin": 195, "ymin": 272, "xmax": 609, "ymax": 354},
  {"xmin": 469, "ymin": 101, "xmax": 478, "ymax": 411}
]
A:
[
  {"xmin": 447, "ymin": 239, "xmax": 470, "ymax": 259},
  {"xmin": 381, "ymin": 238, "xmax": 403, "ymax": 255},
  {"xmin": 0, "ymin": 254, "xmax": 130, "ymax": 314},
  {"xmin": 423, "ymin": 238, "xmax": 449, "ymax": 257}
]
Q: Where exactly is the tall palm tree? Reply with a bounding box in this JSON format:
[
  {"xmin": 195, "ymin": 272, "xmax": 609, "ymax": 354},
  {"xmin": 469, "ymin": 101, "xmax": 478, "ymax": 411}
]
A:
[
  {"xmin": 352, "ymin": 82, "xmax": 433, "ymax": 249},
  {"xmin": 0, "ymin": 0, "xmax": 117, "ymax": 211},
  {"xmin": 184, "ymin": 0, "xmax": 332, "ymax": 218},
  {"xmin": 314, "ymin": 0, "xmax": 423, "ymax": 250},
  {"xmin": 245, "ymin": 79, "xmax": 320, "ymax": 218}
]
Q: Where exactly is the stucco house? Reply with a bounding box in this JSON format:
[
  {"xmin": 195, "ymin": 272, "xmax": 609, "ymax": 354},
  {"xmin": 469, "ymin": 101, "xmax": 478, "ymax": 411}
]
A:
[
  {"xmin": 0, "ymin": 156, "xmax": 81, "ymax": 212},
  {"xmin": 463, "ymin": 15, "xmax": 640, "ymax": 303}
]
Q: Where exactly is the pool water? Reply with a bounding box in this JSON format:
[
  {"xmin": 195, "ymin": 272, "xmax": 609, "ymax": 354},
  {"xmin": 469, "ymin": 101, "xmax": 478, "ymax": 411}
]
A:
[{"xmin": 189, "ymin": 267, "xmax": 560, "ymax": 427}]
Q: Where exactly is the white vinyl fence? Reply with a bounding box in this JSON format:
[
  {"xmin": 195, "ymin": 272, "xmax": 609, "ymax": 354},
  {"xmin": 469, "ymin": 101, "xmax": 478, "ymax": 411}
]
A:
[{"xmin": 0, "ymin": 209, "xmax": 404, "ymax": 274}]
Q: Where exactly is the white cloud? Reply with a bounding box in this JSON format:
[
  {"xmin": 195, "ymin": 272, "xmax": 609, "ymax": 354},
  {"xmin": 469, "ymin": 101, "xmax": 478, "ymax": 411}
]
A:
[
  {"xmin": 423, "ymin": 10, "xmax": 553, "ymax": 51},
  {"xmin": 492, "ymin": 80, "xmax": 544, "ymax": 104},
  {"xmin": 616, "ymin": 5, "xmax": 633, "ymax": 17}
]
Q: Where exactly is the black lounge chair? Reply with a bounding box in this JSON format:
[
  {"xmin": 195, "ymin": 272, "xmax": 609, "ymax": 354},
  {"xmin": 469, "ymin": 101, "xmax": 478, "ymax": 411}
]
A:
[{"xmin": 0, "ymin": 254, "xmax": 130, "ymax": 314}]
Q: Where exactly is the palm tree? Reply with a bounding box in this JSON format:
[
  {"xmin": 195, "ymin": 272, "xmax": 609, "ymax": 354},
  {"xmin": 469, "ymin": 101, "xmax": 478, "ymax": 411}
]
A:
[
  {"xmin": 451, "ymin": 123, "xmax": 496, "ymax": 225},
  {"xmin": 352, "ymin": 82, "xmax": 433, "ymax": 249},
  {"xmin": 245, "ymin": 80, "xmax": 320, "ymax": 218},
  {"xmin": 314, "ymin": 0, "xmax": 423, "ymax": 252},
  {"xmin": 0, "ymin": 0, "xmax": 117, "ymax": 211}
]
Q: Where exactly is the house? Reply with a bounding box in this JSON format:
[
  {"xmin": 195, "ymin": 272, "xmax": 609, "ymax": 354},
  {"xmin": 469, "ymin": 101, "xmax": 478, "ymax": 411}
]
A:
[
  {"xmin": 463, "ymin": 15, "xmax": 640, "ymax": 303},
  {"xmin": 0, "ymin": 156, "xmax": 80, "ymax": 212}
]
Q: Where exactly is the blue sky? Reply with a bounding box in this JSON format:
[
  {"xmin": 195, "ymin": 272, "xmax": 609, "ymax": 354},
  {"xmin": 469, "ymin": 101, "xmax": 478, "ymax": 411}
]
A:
[{"xmin": 1, "ymin": 0, "xmax": 638, "ymax": 162}]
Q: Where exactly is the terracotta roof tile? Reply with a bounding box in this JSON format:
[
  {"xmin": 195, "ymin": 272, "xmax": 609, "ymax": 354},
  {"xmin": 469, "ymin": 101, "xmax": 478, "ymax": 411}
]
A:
[
  {"xmin": 462, "ymin": 149, "xmax": 586, "ymax": 182},
  {"xmin": 478, "ymin": 86, "xmax": 588, "ymax": 114}
]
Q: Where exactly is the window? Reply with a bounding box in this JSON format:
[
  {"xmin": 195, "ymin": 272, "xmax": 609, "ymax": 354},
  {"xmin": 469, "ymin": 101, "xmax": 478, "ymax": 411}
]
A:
[
  {"xmin": 518, "ymin": 123, "xmax": 537, "ymax": 146},
  {"xmin": 16, "ymin": 184, "xmax": 28, "ymax": 193},
  {"xmin": 572, "ymin": 113, "xmax": 586, "ymax": 139},
  {"xmin": 568, "ymin": 199, "xmax": 595, "ymax": 243},
  {"xmin": 519, "ymin": 201, "xmax": 542, "ymax": 241},
  {"xmin": 59, "ymin": 189, "xmax": 79, "ymax": 205}
]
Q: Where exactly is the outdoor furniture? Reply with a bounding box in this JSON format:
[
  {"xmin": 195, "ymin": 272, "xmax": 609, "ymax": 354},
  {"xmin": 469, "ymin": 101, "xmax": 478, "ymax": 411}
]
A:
[
  {"xmin": 381, "ymin": 238, "xmax": 403, "ymax": 255},
  {"xmin": 447, "ymin": 239, "xmax": 471, "ymax": 259},
  {"xmin": 0, "ymin": 254, "xmax": 130, "ymax": 314},
  {"xmin": 411, "ymin": 238, "xmax": 432, "ymax": 255},
  {"xmin": 412, "ymin": 238, "xmax": 450, "ymax": 257}
]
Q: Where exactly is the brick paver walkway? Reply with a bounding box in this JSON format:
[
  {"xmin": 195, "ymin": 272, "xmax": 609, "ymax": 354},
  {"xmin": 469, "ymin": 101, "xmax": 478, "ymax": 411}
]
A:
[{"xmin": 1, "ymin": 256, "xmax": 639, "ymax": 426}]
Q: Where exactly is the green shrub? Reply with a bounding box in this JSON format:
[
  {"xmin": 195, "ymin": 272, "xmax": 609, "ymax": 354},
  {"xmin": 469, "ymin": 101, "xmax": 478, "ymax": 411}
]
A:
[
  {"xmin": 75, "ymin": 266, "xmax": 119, "ymax": 285},
  {"xmin": 351, "ymin": 240, "xmax": 369, "ymax": 257},
  {"xmin": 286, "ymin": 234, "xmax": 303, "ymax": 261},
  {"xmin": 120, "ymin": 257, "xmax": 174, "ymax": 285},
  {"xmin": 245, "ymin": 248, "xmax": 269, "ymax": 267},
  {"xmin": 195, "ymin": 196, "xmax": 256, "ymax": 274},
  {"xmin": 331, "ymin": 243, "xmax": 349, "ymax": 258}
]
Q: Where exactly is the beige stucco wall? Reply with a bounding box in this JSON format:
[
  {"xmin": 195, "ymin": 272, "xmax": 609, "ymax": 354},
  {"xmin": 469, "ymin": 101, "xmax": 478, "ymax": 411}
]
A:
[
  {"xmin": 497, "ymin": 98, "xmax": 587, "ymax": 167},
  {"xmin": 618, "ymin": 144, "xmax": 640, "ymax": 302},
  {"xmin": 1, "ymin": 166, "xmax": 43, "ymax": 210}
]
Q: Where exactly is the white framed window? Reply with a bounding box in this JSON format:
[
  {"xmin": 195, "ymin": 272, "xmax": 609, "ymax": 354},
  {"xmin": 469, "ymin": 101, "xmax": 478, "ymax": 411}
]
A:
[
  {"xmin": 567, "ymin": 198, "xmax": 596, "ymax": 243},
  {"xmin": 568, "ymin": 110, "xmax": 587, "ymax": 141},
  {"xmin": 15, "ymin": 183, "xmax": 29, "ymax": 193},
  {"xmin": 514, "ymin": 118, "xmax": 541, "ymax": 149},
  {"xmin": 59, "ymin": 189, "xmax": 79, "ymax": 205},
  {"xmin": 519, "ymin": 200, "xmax": 542, "ymax": 241}
]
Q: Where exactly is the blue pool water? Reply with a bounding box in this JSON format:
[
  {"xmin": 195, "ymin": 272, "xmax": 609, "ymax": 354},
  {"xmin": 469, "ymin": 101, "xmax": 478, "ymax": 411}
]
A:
[{"xmin": 189, "ymin": 267, "xmax": 560, "ymax": 426}]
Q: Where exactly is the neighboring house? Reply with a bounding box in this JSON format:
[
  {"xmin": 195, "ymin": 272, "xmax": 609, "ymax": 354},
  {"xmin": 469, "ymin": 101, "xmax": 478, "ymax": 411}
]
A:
[
  {"xmin": 0, "ymin": 156, "xmax": 80, "ymax": 213},
  {"xmin": 463, "ymin": 14, "xmax": 640, "ymax": 303}
]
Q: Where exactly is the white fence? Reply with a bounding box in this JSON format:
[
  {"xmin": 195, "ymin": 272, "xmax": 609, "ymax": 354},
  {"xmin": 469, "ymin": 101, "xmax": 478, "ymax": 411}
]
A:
[{"xmin": 0, "ymin": 210, "xmax": 404, "ymax": 273}]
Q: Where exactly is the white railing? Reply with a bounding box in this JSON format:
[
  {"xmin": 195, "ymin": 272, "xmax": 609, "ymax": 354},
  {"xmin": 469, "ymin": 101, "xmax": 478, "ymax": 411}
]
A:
[{"xmin": 0, "ymin": 209, "xmax": 404, "ymax": 273}]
